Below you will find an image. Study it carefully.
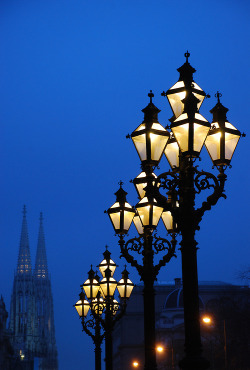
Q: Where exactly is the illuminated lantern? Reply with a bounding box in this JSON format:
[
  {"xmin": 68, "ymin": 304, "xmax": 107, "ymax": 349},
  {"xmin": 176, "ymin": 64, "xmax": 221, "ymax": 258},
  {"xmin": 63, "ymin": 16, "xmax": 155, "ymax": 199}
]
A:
[
  {"xmin": 131, "ymin": 91, "xmax": 169, "ymax": 167},
  {"xmin": 171, "ymin": 92, "xmax": 210, "ymax": 158},
  {"xmin": 205, "ymin": 92, "xmax": 241, "ymax": 166},
  {"xmin": 74, "ymin": 291, "xmax": 90, "ymax": 318},
  {"xmin": 107, "ymin": 182, "xmax": 135, "ymax": 234},
  {"xmin": 162, "ymin": 51, "xmax": 206, "ymax": 119}
]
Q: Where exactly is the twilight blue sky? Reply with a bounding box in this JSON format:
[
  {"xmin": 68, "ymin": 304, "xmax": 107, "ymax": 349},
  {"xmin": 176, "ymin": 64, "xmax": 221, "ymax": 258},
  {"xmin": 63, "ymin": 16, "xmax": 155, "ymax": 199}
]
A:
[{"xmin": 0, "ymin": 0, "xmax": 250, "ymax": 369}]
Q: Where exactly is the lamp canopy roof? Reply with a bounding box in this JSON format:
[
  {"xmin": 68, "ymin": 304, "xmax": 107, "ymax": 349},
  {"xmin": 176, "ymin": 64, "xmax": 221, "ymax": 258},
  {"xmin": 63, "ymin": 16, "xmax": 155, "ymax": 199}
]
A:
[
  {"xmin": 210, "ymin": 91, "xmax": 229, "ymax": 122},
  {"xmin": 141, "ymin": 90, "xmax": 161, "ymax": 122},
  {"xmin": 114, "ymin": 182, "xmax": 128, "ymax": 204},
  {"xmin": 177, "ymin": 51, "xmax": 196, "ymax": 84}
]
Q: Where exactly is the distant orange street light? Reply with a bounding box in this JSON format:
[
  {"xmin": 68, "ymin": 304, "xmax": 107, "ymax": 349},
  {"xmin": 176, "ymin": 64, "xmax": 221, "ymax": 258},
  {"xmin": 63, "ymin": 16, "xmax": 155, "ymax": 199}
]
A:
[
  {"xmin": 132, "ymin": 360, "xmax": 139, "ymax": 368},
  {"xmin": 156, "ymin": 345, "xmax": 164, "ymax": 353},
  {"xmin": 202, "ymin": 315, "xmax": 212, "ymax": 324}
]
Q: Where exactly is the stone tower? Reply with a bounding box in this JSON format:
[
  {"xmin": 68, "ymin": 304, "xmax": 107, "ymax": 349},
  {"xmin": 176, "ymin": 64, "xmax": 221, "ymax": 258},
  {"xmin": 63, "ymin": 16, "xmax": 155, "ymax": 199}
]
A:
[{"xmin": 9, "ymin": 206, "xmax": 58, "ymax": 370}]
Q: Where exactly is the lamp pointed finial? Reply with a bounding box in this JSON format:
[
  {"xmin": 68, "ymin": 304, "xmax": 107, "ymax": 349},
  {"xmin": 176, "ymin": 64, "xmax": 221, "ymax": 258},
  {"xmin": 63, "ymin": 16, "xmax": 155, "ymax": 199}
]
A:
[
  {"xmin": 148, "ymin": 90, "xmax": 154, "ymax": 103},
  {"xmin": 118, "ymin": 180, "xmax": 124, "ymax": 188},
  {"xmin": 215, "ymin": 91, "xmax": 222, "ymax": 103},
  {"xmin": 185, "ymin": 50, "xmax": 190, "ymax": 62}
]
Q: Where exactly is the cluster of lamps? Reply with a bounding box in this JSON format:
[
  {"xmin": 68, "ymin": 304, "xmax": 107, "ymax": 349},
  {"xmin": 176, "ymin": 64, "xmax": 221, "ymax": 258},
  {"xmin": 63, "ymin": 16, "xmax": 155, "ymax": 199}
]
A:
[
  {"xmin": 105, "ymin": 51, "xmax": 243, "ymax": 370},
  {"xmin": 74, "ymin": 248, "xmax": 134, "ymax": 370}
]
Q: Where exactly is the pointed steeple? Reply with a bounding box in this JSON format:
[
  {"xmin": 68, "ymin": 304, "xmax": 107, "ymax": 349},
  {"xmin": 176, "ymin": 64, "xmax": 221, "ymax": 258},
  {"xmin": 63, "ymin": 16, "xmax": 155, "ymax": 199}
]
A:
[
  {"xmin": 34, "ymin": 212, "xmax": 48, "ymax": 279},
  {"xmin": 17, "ymin": 205, "xmax": 32, "ymax": 274}
]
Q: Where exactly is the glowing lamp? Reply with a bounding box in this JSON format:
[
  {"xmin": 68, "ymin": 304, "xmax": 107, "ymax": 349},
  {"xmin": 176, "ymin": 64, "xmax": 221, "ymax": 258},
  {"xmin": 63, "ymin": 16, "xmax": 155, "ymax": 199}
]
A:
[
  {"xmin": 107, "ymin": 183, "xmax": 135, "ymax": 234},
  {"xmin": 171, "ymin": 92, "xmax": 210, "ymax": 157},
  {"xmin": 161, "ymin": 211, "xmax": 177, "ymax": 233},
  {"xmin": 98, "ymin": 248, "xmax": 117, "ymax": 277},
  {"xmin": 82, "ymin": 267, "xmax": 100, "ymax": 300},
  {"xmin": 133, "ymin": 171, "xmax": 159, "ymax": 199},
  {"xmin": 99, "ymin": 268, "xmax": 117, "ymax": 298},
  {"xmin": 205, "ymin": 92, "xmax": 241, "ymax": 166},
  {"xmin": 117, "ymin": 267, "xmax": 134, "ymax": 299},
  {"xmin": 136, "ymin": 196, "xmax": 163, "ymax": 228},
  {"xmin": 163, "ymin": 51, "xmax": 206, "ymax": 119},
  {"xmin": 74, "ymin": 291, "xmax": 90, "ymax": 318},
  {"xmin": 131, "ymin": 91, "xmax": 169, "ymax": 166}
]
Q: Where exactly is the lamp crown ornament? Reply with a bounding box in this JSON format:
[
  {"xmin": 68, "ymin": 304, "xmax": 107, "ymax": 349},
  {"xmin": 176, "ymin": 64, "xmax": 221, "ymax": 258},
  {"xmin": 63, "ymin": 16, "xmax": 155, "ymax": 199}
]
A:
[
  {"xmin": 88, "ymin": 265, "xmax": 95, "ymax": 279},
  {"xmin": 103, "ymin": 246, "xmax": 111, "ymax": 261},
  {"xmin": 210, "ymin": 91, "xmax": 229, "ymax": 122},
  {"xmin": 177, "ymin": 50, "xmax": 196, "ymax": 85},
  {"xmin": 114, "ymin": 181, "xmax": 127, "ymax": 204},
  {"xmin": 141, "ymin": 90, "xmax": 161, "ymax": 123},
  {"xmin": 121, "ymin": 265, "xmax": 129, "ymax": 280}
]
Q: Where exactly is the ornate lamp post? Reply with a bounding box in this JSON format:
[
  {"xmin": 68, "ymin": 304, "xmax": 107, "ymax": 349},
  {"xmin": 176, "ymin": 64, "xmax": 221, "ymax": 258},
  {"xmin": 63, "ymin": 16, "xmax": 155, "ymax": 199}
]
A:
[
  {"xmin": 74, "ymin": 249, "xmax": 134, "ymax": 370},
  {"xmin": 106, "ymin": 52, "xmax": 243, "ymax": 370}
]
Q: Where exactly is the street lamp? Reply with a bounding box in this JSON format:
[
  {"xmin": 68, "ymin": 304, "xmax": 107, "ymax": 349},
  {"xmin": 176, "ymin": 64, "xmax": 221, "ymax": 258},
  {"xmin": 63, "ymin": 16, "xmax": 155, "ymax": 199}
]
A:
[
  {"xmin": 107, "ymin": 52, "xmax": 243, "ymax": 370},
  {"xmin": 201, "ymin": 314, "xmax": 227, "ymax": 369},
  {"xmin": 74, "ymin": 249, "xmax": 134, "ymax": 370}
]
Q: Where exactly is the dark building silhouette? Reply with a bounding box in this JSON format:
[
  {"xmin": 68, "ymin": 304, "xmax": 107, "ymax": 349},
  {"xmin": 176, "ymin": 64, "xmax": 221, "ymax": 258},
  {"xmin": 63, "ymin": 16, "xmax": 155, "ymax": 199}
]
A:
[
  {"xmin": 113, "ymin": 278, "xmax": 250, "ymax": 370},
  {"xmin": 8, "ymin": 206, "xmax": 58, "ymax": 370}
]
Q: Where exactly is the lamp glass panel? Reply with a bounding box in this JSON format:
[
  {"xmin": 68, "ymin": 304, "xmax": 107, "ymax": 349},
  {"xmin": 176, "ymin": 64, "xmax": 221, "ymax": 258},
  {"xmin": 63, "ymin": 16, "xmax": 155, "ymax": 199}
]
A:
[
  {"xmin": 124, "ymin": 210, "xmax": 135, "ymax": 231},
  {"xmin": 152, "ymin": 204, "xmax": 163, "ymax": 226},
  {"xmin": 172, "ymin": 123, "xmax": 189, "ymax": 152},
  {"xmin": 150, "ymin": 132, "xmax": 169, "ymax": 161},
  {"xmin": 133, "ymin": 215, "xmax": 144, "ymax": 234},
  {"xmin": 167, "ymin": 81, "xmax": 186, "ymax": 118},
  {"xmin": 195, "ymin": 113, "xmax": 208, "ymax": 122},
  {"xmin": 164, "ymin": 141, "xmax": 180, "ymax": 168},
  {"xmin": 109, "ymin": 212, "xmax": 120, "ymax": 230},
  {"xmin": 205, "ymin": 132, "xmax": 221, "ymax": 161},
  {"xmin": 161, "ymin": 211, "xmax": 173, "ymax": 231},
  {"xmin": 152, "ymin": 123, "xmax": 166, "ymax": 131},
  {"xmin": 83, "ymin": 279, "xmax": 100, "ymax": 299},
  {"xmin": 132, "ymin": 132, "xmax": 146, "ymax": 161},
  {"xmin": 193, "ymin": 123, "xmax": 210, "ymax": 153},
  {"xmin": 225, "ymin": 121, "xmax": 238, "ymax": 130},
  {"xmin": 136, "ymin": 198, "xmax": 150, "ymax": 226},
  {"xmin": 225, "ymin": 133, "xmax": 240, "ymax": 160}
]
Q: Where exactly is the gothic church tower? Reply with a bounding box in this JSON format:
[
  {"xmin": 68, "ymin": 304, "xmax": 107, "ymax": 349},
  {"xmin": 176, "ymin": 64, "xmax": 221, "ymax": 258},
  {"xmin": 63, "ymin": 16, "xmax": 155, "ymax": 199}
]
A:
[{"xmin": 9, "ymin": 206, "xmax": 58, "ymax": 370}]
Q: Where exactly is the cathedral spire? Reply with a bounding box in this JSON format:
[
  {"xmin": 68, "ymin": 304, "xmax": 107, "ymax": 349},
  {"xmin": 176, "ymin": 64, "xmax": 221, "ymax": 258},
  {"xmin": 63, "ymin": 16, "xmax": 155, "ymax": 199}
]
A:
[
  {"xmin": 17, "ymin": 205, "xmax": 32, "ymax": 274},
  {"xmin": 34, "ymin": 212, "xmax": 48, "ymax": 279}
]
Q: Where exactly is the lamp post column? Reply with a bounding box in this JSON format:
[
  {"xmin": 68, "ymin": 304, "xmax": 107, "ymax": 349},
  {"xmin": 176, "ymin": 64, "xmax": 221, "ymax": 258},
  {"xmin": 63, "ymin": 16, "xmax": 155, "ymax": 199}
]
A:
[
  {"xmin": 104, "ymin": 299, "xmax": 113, "ymax": 370},
  {"xmin": 179, "ymin": 162, "xmax": 209, "ymax": 370},
  {"xmin": 143, "ymin": 229, "xmax": 157, "ymax": 370},
  {"xmin": 94, "ymin": 321, "xmax": 102, "ymax": 370}
]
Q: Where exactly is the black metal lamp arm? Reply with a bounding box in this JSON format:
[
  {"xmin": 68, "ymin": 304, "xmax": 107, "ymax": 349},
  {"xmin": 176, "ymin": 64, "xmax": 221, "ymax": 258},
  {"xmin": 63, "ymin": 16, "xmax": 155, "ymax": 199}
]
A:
[
  {"xmin": 118, "ymin": 235, "xmax": 144, "ymax": 278},
  {"xmin": 153, "ymin": 234, "xmax": 177, "ymax": 279},
  {"xmin": 195, "ymin": 167, "xmax": 227, "ymax": 226}
]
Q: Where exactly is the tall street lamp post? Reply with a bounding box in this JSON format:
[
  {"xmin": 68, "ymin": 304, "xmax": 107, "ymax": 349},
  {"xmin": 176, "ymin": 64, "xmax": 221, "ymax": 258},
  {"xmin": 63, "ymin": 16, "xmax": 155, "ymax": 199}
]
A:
[
  {"xmin": 74, "ymin": 249, "xmax": 134, "ymax": 370},
  {"xmin": 106, "ymin": 52, "xmax": 243, "ymax": 370}
]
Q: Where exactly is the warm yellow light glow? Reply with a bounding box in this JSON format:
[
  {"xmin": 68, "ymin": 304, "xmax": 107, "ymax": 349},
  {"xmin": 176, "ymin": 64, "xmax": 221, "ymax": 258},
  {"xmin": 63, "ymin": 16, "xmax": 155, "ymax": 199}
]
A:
[
  {"xmin": 202, "ymin": 316, "xmax": 212, "ymax": 324},
  {"xmin": 156, "ymin": 345, "xmax": 164, "ymax": 353},
  {"xmin": 132, "ymin": 361, "xmax": 139, "ymax": 368}
]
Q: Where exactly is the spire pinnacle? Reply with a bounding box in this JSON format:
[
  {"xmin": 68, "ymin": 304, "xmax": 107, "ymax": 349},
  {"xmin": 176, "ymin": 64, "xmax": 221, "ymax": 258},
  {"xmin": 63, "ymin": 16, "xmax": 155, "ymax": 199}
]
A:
[
  {"xmin": 34, "ymin": 212, "xmax": 48, "ymax": 279},
  {"xmin": 17, "ymin": 205, "xmax": 32, "ymax": 274}
]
